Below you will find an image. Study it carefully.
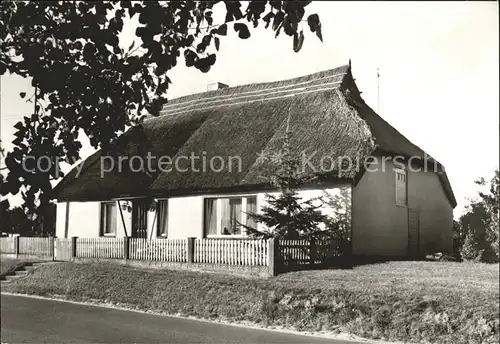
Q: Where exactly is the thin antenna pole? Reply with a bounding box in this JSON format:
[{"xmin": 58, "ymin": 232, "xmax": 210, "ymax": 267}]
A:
[{"xmin": 377, "ymin": 68, "xmax": 380, "ymax": 113}]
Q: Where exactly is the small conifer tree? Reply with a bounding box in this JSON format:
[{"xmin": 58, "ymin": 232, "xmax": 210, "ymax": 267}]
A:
[
  {"xmin": 244, "ymin": 113, "xmax": 329, "ymax": 239},
  {"xmin": 460, "ymin": 230, "xmax": 480, "ymax": 261}
]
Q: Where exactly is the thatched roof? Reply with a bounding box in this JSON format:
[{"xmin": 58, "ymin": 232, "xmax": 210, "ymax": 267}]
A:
[
  {"xmin": 53, "ymin": 111, "xmax": 210, "ymax": 201},
  {"xmin": 53, "ymin": 63, "xmax": 456, "ymax": 207}
]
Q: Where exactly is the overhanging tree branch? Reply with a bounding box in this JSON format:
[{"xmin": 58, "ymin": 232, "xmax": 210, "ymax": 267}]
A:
[{"xmin": 0, "ymin": 0, "xmax": 323, "ymax": 215}]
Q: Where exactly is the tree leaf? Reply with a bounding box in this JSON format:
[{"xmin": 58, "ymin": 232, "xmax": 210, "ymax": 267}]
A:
[
  {"xmin": 12, "ymin": 137, "xmax": 24, "ymax": 146},
  {"xmin": 307, "ymin": 13, "xmax": 320, "ymax": 33},
  {"xmin": 128, "ymin": 40, "xmax": 136, "ymax": 52},
  {"xmin": 0, "ymin": 0, "xmax": 325, "ymax": 222},
  {"xmin": 272, "ymin": 11, "xmax": 285, "ymax": 31},
  {"xmin": 298, "ymin": 30, "xmax": 305, "ymax": 50},
  {"xmin": 83, "ymin": 42, "xmax": 96, "ymax": 61},
  {"xmin": 214, "ymin": 36, "xmax": 220, "ymax": 51},
  {"xmin": 234, "ymin": 23, "xmax": 250, "ymax": 39},
  {"xmin": 275, "ymin": 23, "xmax": 283, "ymax": 38},
  {"xmin": 206, "ymin": 54, "xmax": 216, "ymax": 66},
  {"xmin": 184, "ymin": 49, "xmax": 197, "ymax": 67},
  {"xmin": 194, "ymin": 54, "xmax": 216, "ymax": 73},
  {"xmin": 315, "ymin": 26, "xmax": 323, "ymax": 42},
  {"xmin": 283, "ymin": 15, "xmax": 298, "ymax": 36},
  {"xmin": 269, "ymin": 0, "xmax": 281, "ymax": 11},
  {"xmin": 0, "ymin": 199, "xmax": 10, "ymax": 211},
  {"xmin": 293, "ymin": 30, "xmax": 304, "ymax": 52},
  {"xmin": 307, "ymin": 14, "xmax": 322, "ymax": 42},
  {"xmin": 217, "ymin": 23, "xmax": 227, "ymax": 36},
  {"xmin": 263, "ymin": 12, "xmax": 275, "ymax": 29}
]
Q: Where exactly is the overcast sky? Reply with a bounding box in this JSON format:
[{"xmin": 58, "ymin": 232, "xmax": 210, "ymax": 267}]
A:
[{"xmin": 1, "ymin": 1, "xmax": 498, "ymax": 216}]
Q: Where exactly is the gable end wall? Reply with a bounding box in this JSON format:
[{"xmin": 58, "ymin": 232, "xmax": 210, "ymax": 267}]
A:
[{"xmin": 352, "ymin": 159, "xmax": 453, "ymax": 257}]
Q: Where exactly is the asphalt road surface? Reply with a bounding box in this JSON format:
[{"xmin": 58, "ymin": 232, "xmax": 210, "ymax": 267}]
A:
[{"xmin": 1, "ymin": 294, "xmax": 368, "ymax": 344}]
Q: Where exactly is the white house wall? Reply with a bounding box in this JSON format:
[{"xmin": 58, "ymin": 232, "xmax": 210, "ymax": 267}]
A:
[
  {"xmin": 166, "ymin": 196, "xmax": 204, "ymax": 238},
  {"xmin": 55, "ymin": 202, "xmax": 67, "ymax": 238},
  {"xmin": 56, "ymin": 201, "xmax": 130, "ymax": 238},
  {"xmin": 352, "ymin": 159, "xmax": 408, "ymax": 256},
  {"xmin": 407, "ymin": 166, "xmax": 453, "ymax": 254},
  {"xmin": 117, "ymin": 203, "xmax": 132, "ymax": 238},
  {"xmin": 56, "ymin": 186, "xmax": 352, "ymax": 239},
  {"xmin": 55, "ymin": 201, "xmax": 101, "ymax": 238},
  {"xmin": 352, "ymin": 159, "xmax": 453, "ymax": 257}
]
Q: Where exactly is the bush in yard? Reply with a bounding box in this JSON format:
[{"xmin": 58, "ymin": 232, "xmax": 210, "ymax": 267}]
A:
[
  {"xmin": 478, "ymin": 170, "xmax": 499, "ymax": 261},
  {"xmin": 323, "ymin": 187, "xmax": 352, "ymax": 254},
  {"xmin": 461, "ymin": 230, "xmax": 481, "ymax": 261},
  {"xmin": 452, "ymin": 219, "xmax": 463, "ymax": 260},
  {"xmin": 459, "ymin": 170, "xmax": 499, "ymax": 263}
]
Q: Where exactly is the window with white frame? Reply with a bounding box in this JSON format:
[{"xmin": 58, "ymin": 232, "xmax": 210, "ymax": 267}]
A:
[
  {"xmin": 100, "ymin": 202, "xmax": 117, "ymax": 236},
  {"xmin": 156, "ymin": 200, "xmax": 168, "ymax": 237},
  {"xmin": 395, "ymin": 168, "xmax": 407, "ymax": 206},
  {"xmin": 204, "ymin": 196, "xmax": 258, "ymax": 236}
]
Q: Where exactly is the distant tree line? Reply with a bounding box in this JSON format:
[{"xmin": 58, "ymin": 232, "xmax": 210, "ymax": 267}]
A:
[
  {"xmin": 0, "ymin": 202, "xmax": 56, "ymax": 237},
  {"xmin": 456, "ymin": 170, "xmax": 499, "ymax": 263}
]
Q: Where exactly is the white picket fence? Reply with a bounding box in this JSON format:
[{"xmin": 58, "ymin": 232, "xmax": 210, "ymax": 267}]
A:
[
  {"xmin": 76, "ymin": 237, "xmax": 124, "ymax": 259},
  {"xmin": 0, "ymin": 236, "xmax": 343, "ymax": 274},
  {"xmin": 194, "ymin": 239, "xmax": 268, "ymax": 266},
  {"xmin": 129, "ymin": 238, "xmax": 187, "ymax": 262},
  {"xmin": 0, "ymin": 237, "xmax": 15, "ymax": 254},
  {"xmin": 18, "ymin": 237, "xmax": 53, "ymax": 256}
]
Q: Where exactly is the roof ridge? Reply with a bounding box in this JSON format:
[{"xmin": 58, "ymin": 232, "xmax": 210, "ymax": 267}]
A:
[
  {"xmin": 163, "ymin": 71, "xmax": 347, "ymax": 110},
  {"xmin": 164, "ymin": 81, "xmax": 344, "ymax": 117},
  {"xmin": 161, "ymin": 64, "xmax": 349, "ymax": 114}
]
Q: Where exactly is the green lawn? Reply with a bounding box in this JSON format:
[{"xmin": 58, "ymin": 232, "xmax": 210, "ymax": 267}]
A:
[
  {"xmin": 276, "ymin": 261, "xmax": 499, "ymax": 294},
  {"xmin": 2, "ymin": 261, "xmax": 499, "ymax": 344}
]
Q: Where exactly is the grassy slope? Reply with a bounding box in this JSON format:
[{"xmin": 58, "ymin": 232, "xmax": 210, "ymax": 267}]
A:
[
  {"xmin": 0, "ymin": 258, "xmax": 26, "ymax": 277},
  {"xmin": 2, "ymin": 261, "xmax": 499, "ymax": 344}
]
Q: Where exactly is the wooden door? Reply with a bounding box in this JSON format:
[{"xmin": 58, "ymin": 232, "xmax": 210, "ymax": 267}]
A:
[
  {"xmin": 132, "ymin": 200, "xmax": 148, "ymax": 238},
  {"xmin": 408, "ymin": 208, "xmax": 420, "ymax": 258}
]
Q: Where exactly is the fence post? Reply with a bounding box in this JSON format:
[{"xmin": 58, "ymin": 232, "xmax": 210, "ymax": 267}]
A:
[
  {"xmin": 14, "ymin": 236, "xmax": 20, "ymax": 259},
  {"xmin": 267, "ymin": 238, "xmax": 280, "ymax": 277},
  {"xmin": 123, "ymin": 236, "xmax": 130, "ymax": 263},
  {"xmin": 310, "ymin": 237, "xmax": 316, "ymax": 266},
  {"xmin": 187, "ymin": 237, "xmax": 195, "ymax": 263},
  {"xmin": 49, "ymin": 236, "xmax": 55, "ymax": 261},
  {"xmin": 71, "ymin": 236, "xmax": 78, "ymax": 260}
]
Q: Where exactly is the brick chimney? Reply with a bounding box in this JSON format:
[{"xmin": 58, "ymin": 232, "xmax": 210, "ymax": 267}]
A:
[{"xmin": 207, "ymin": 81, "xmax": 229, "ymax": 92}]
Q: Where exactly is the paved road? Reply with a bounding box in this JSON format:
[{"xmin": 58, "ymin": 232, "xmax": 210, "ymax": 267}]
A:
[{"xmin": 1, "ymin": 294, "xmax": 366, "ymax": 344}]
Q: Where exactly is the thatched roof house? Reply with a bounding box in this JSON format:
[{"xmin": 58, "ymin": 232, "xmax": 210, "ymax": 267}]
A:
[
  {"xmin": 54, "ymin": 63, "xmax": 455, "ymax": 206},
  {"xmin": 54, "ymin": 62, "xmax": 456, "ymax": 258}
]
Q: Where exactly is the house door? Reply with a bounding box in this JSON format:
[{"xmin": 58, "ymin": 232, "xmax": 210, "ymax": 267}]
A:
[
  {"xmin": 408, "ymin": 208, "xmax": 420, "ymax": 258},
  {"xmin": 132, "ymin": 200, "xmax": 148, "ymax": 239}
]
